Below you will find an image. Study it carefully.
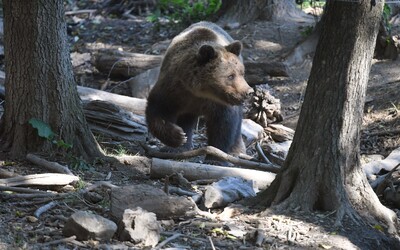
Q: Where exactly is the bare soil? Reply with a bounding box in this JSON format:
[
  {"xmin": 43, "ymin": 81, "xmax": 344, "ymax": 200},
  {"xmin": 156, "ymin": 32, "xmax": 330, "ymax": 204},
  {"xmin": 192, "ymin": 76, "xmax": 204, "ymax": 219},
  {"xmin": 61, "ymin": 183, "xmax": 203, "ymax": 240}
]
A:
[{"xmin": 1, "ymin": 3, "xmax": 400, "ymax": 250}]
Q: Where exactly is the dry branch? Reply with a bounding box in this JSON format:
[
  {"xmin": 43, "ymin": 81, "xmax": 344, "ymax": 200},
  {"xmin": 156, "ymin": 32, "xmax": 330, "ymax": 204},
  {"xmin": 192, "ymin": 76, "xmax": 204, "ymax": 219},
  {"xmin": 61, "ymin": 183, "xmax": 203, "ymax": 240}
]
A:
[
  {"xmin": 26, "ymin": 154, "xmax": 74, "ymax": 175},
  {"xmin": 34, "ymin": 201, "xmax": 58, "ymax": 218},
  {"xmin": 144, "ymin": 145, "xmax": 280, "ymax": 173},
  {"xmin": 0, "ymin": 192, "xmax": 68, "ymax": 200},
  {"xmin": 154, "ymin": 233, "xmax": 182, "ymax": 250},
  {"xmin": 0, "ymin": 186, "xmax": 49, "ymax": 194},
  {"xmin": 0, "ymin": 173, "xmax": 79, "ymax": 187},
  {"xmin": 375, "ymin": 163, "xmax": 400, "ymax": 195},
  {"xmin": 150, "ymin": 158, "xmax": 276, "ymax": 189},
  {"xmin": 38, "ymin": 235, "xmax": 87, "ymax": 248}
]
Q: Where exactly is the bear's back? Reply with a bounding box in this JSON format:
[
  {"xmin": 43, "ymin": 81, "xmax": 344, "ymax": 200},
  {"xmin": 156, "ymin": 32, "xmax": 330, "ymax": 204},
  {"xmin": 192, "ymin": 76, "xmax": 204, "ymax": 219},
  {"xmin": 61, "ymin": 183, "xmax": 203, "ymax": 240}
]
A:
[{"xmin": 172, "ymin": 21, "xmax": 234, "ymax": 47}]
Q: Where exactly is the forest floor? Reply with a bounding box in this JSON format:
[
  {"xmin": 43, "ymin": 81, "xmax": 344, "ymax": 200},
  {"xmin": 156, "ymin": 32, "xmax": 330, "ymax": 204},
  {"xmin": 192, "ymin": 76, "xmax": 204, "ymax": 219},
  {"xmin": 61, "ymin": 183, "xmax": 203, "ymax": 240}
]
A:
[{"xmin": 1, "ymin": 2, "xmax": 400, "ymax": 250}]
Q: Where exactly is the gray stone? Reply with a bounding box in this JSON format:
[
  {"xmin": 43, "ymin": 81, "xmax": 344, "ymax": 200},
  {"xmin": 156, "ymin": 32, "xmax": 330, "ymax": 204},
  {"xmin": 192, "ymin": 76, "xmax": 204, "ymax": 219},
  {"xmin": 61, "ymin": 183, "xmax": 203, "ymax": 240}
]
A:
[
  {"xmin": 204, "ymin": 177, "xmax": 256, "ymax": 209},
  {"xmin": 241, "ymin": 119, "xmax": 265, "ymax": 146},
  {"xmin": 118, "ymin": 208, "xmax": 161, "ymax": 247},
  {"xmin": 62, "ymin": 210, "xmax": 117, "ymax": 241},
  {"xmin": 264, "ymin": 140, "xmax": 292, "ymax": 166}
]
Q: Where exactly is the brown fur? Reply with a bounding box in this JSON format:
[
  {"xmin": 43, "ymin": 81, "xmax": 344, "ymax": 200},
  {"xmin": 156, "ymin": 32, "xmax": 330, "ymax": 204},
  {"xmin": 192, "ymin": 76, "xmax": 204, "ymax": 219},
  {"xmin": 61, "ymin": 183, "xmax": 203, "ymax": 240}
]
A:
[{"xmin": 146, "ymin": 22, "xmax": 252, "ymax": 158}]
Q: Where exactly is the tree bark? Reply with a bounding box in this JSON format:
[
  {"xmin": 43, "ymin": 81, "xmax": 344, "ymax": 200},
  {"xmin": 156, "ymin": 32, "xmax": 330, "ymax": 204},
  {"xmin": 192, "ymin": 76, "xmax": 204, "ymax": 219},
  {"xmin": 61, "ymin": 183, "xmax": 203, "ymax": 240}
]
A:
[
  {"xmin": 0, "ymin": 0, "xmax": 103, "ymax": 160},
  {"xmin": 248, "ymin": 0, "xmax": 397, "ymax": 234}
]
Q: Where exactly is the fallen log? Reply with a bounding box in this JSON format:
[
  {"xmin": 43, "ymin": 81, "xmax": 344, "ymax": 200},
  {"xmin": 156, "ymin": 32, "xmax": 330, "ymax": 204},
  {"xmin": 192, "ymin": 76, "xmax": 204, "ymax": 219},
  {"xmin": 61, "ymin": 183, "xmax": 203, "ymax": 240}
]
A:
[
  {"xmin": 0, "ymin": 173, "xmax": 79, "ymax": 187},
  {"xmin": 77, "ymin": 86, "xmax": 147, "ymax": 116},
  {"xmin": 150, "ymin": 158, "xmax": 276, "ymax": 189},
  {"xmin": 92, "ymin": 49, "xmax": 163, "ymax": 78},
  {"xmin": 92, "ymin": 49, "xmax": 289, "ymax": 85},
  {"xmin": 244, "ymin": 60, "xmax": 289, "ymax": 85},
  {"xmin": 83, "ymin": 100, "xmax": 147, "ymax": 142},
  {"xmin": 144, "ymin": 145, "xmax": 280, "ymax": 173}
]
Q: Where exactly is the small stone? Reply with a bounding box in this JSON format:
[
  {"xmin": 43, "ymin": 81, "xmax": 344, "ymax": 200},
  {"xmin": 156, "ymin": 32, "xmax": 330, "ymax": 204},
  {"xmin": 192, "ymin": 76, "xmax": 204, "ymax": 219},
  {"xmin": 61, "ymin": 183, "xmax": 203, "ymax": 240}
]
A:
[
  {"xmin": 241, "ymin": 119, "xmax": 265, "ymax": 146},
  {"xmin": 26, "ymin": 216, "xmax": 38, "ymax": 223}
]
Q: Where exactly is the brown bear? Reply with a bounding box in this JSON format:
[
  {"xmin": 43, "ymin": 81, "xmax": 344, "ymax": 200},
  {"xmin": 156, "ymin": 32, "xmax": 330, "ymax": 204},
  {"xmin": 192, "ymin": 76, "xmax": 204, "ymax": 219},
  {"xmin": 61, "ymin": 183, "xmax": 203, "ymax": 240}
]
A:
[{"xmin": 145, "ymin": 21, "xmax": 252, "ymax": 161}]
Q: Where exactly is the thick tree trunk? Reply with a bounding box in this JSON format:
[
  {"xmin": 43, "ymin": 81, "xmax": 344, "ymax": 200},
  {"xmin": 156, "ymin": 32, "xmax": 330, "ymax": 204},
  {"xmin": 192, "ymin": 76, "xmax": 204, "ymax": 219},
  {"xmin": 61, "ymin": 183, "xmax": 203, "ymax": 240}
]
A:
[
  {"xmin": 248, "ymin": 1, "xmax": 397, "ymax": 234},
  {"xmin": 0, "ymin": 0, "xmax": 103, "ymax": 160},
  {"xmin": 216, "ymin": 0, "xmax": 309, "ymax": 26}
]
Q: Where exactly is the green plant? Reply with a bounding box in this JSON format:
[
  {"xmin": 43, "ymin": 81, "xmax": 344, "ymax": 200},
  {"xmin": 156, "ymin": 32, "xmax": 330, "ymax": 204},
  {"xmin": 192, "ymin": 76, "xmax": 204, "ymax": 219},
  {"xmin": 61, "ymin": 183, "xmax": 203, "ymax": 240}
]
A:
[
  {"xmin": 28, "ymin": 118, "xmax": 72, "ymax": 150},
  {"xmin": 112, "ymin": 144, "xmax": 128, "ymax": 156},
  {"xmin": 148, "ymin": 0, "xmax": 221, "ymax": 26},
  {"xmin": 75, "ymin": 179, "xmax": 87, "ymax": 190},
  {"xmin": 296, "ymin": 0, "xmax": 326, "ymax": 9},
  {"xmin": 383, "ymin": 4, "xmax": 392, "ymax": 35},
  {"xmin": 300, "ymin": 25, "xmax": 314, "ymax": 37},
  {"xmin": 70, "ymin": 156, "xmax": 93, "ymax": 171}
]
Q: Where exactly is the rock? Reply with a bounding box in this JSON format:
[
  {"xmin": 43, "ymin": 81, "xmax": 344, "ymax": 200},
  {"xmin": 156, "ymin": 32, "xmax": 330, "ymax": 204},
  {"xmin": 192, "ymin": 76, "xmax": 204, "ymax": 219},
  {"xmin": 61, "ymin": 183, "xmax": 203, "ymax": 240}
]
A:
[
  {"xmin": 70, "ymin": 52, "xmax": 91, "ymax": 67},
  {"xmin": 204, "ymin": 177, "xmax": 257, "ymax": 209},
  {"xmin": 63, "ymin": 210, "xmax": 117, "ymax": 241},
  {"xmin": 241, "ymin": 119, "xmax": 265, "ymax": 146},
  {"xmin": 129, "ymin": 66, "xmax": 160, "ymax": 98},
  {"xmin": 262, "ymin": 141, "xmax": 292, "ymax": 166},
  {"xmin": 384, "ymin": 187, "xmax": 400, "ymax": 208},
  {"xmin": 26, "ymin": 216, "xmax": 38, "ymax": 223},
  {"xmin": 83, "ymin": 191, "xmax": 104, "ymax": 204},
  {"xmin": 110, "ymin": 184, "xmax": 197, "ymax": 220},
  {"xmin": 263, "ymin": 140, "xmax": 292, "ymax": 166},
  {"xmin": 117, "ymin": 208, "xmax": 161, "ymax": 247},
  {"xmin": 360, "ymin": 154, "xmax": 384, "ymax": 165},
  {"xmin": 265, "ymin": 124, "xmax": 294, "ymax": 142},
  {"xmin": 218, "ymin": 204, "xmax": 248, "ymax": 221}
]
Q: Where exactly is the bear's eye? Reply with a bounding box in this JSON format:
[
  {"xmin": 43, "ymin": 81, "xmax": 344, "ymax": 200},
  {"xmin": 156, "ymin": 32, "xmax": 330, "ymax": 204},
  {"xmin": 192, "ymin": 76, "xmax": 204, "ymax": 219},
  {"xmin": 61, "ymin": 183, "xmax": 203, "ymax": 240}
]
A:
[{"xmin": 228, "ymin": 74, "xmax": 235, "ymax": 80}]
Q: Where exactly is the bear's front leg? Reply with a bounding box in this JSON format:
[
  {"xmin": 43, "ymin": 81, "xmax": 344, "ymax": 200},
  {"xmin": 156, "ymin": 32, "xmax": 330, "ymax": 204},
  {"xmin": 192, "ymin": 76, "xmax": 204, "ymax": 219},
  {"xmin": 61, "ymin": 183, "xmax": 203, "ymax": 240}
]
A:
[
  {"xmin": 176, "ymin": 114, "xmax": 198, "ymax": 150},
  {"xmin": 147, "ymin": 116, "xmax": 187, "ymax": 148},
  {"xmin": 146, "ymin": 100, "xmax": 187, "ymax": 148},
  {"xmin": 205, "ymin": 104, "xmax": 245, "ymax": 164}
]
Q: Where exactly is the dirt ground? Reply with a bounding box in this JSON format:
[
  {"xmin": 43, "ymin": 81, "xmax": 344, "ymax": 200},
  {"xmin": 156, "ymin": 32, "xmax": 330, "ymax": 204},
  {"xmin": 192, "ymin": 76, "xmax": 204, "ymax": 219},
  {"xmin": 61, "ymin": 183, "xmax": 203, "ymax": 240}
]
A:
[{"xmin": 1, "ymin": 3, "xmax": 400, "ymax": 250}]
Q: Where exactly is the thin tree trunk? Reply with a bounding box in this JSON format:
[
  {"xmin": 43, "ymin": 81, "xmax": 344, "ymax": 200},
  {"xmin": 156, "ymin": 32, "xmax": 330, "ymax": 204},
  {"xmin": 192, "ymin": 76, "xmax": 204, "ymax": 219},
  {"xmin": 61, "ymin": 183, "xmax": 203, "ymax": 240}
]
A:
[
  {"xmin": 0, "ymin": 0, "xmax": 103, "ymax": 160},
  {"xmin": 248, "ymin": 0, "xmax": 397, "ymax": 234}
]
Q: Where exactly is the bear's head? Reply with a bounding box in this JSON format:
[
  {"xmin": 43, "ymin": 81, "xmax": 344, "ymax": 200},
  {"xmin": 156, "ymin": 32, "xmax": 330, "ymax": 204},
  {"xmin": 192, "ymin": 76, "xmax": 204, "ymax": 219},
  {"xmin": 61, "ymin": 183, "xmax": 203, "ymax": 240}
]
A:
[{"xmin": 192, "ymin": 41, "xmax": 253, "ymax": 106}]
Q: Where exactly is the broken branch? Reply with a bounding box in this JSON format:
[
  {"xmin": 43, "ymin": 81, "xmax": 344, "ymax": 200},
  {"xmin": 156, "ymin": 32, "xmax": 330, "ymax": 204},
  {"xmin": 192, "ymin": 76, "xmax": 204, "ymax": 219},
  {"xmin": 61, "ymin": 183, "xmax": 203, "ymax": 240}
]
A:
[
  {"xmin": 144, "ymin": 145, "xmax": 280, "ymax": 173},
  {"xmin": 26, "ymin": 154, "xmax": 74, "ymax": 175}
]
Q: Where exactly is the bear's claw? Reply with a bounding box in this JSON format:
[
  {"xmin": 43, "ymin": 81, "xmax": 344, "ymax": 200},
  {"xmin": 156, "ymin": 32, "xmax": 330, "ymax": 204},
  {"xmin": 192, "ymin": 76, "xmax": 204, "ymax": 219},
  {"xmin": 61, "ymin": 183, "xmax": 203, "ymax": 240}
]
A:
[{"xmin": 161, "ymin": 122, "xmax": 187, "ymax": 148}]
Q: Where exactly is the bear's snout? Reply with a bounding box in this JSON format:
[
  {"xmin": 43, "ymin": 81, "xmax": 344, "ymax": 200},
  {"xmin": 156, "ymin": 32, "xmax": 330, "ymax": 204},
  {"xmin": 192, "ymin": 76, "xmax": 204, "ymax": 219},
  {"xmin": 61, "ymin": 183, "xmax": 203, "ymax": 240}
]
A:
[
  {"xmin": 236, "ymin": 82, "xmax": 253, "ymax": 98},
  {"xmin": 246, "ymin": 87, "xmax": 254, "ymax": 95}
]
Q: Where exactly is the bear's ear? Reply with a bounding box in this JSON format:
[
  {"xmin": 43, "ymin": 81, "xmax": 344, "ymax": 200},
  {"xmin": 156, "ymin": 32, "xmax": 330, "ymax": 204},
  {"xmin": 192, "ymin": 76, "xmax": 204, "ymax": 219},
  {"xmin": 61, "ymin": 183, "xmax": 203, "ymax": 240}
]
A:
[
  {"xmin": 198, "ymin": 45, "xmax": 216, "ymax": 64},
  {"xmin": 225, "ymin": 41, "xmax": 242, "ymax": 56}
]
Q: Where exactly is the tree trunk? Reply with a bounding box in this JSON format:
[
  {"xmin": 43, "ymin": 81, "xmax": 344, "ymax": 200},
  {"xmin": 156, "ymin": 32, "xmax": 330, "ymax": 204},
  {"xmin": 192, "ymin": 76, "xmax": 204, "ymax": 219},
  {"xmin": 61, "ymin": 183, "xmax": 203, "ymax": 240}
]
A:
[
  {"xmin": 216, "ymin": 0, "xmax": 309, "ymax": 26},
  {"xmin": 0, "ymin": 0, "xmax": 103, "ymax": 160},
  {"xmin": 248, "ymin": 1, "xmax": 397, "ymax": 234}
]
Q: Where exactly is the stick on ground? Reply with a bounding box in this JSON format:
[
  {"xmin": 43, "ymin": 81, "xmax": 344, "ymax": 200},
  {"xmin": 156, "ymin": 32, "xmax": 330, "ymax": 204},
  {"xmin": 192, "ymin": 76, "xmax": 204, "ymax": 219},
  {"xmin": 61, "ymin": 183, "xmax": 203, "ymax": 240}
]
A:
[{"xmin": 26, "ymin": 154, "xmax": 74, "ymax": 175}]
